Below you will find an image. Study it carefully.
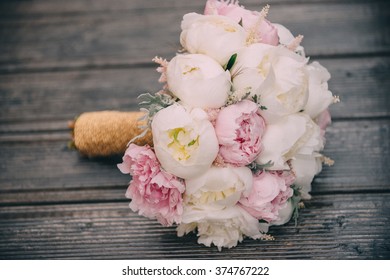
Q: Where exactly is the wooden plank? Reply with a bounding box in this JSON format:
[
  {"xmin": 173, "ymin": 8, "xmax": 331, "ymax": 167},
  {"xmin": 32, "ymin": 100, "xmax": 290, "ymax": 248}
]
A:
[
  {"xmin": 0, "ymin": 140, "xmax": 127, "ymax": 192},
  {"xmin": 0, "ymin": 0, "xmax": 387, "ymax": 262},
  {"xmin": 313, "ymin": 119, "xmax": 390, "ymax": 192},
  {"xmin": 0, "ymin": 119, "xmax": 389, "ymax": 205},
  {"xmin": 0, "ymin": 0, "xmax": 376, "ymax": 17},
  {"xmin": 0, "ymin": 188, "xmax": 125, "ymax": 206},
  {"xmin": 0, "ymin": 2, "xmax": 389, "ymax": 72},
  {"xmin": 0, "ymin": 193, "xmax": 389, "ymax": 259},
  {"xmin": 1, "ymin": 57, "xmax": 389, "ymax": 128},
  {"xmin": 0, "ymin": 67, "xmax": 160, "ymax": 123},
  {"xmin": 320, "ymin": 57, "xmax": 390, "ymax": 119}
]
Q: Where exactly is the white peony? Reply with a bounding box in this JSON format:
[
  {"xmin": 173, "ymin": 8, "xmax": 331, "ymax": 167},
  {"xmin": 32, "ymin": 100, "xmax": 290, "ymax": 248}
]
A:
[
  {"xmin": 273, "ymin": 23, "xmax": 305, "ymax": 56},
  {"xmin": 230, "ymin": 43, "xmax": 273, "ymax": 96},
  {"xmin": 304, "ymin": 61, "xmax": 333, "ymax": 118},
  {"xmin": 151, "ymin": 104, "xmax": 219, "ymax": 179},
  {"xmin": 180, "ymin": 13, "xmax": 247, "ymax": 66},
  {"xmin": 231, "ymin": 44, "xmax": 309, "ymax": 123},
  {"xmin": 294, "ymin": 114, "xmax": 324, "ymax": 157},
  {"xmin": 271, "ymin": 200, "xmax": 294, "ymax": 226},
  {"xmin": 185, "ymin": 166, "xmax": 253, "ymax": 209},
  {"xmin": 256, "ymin": 113, "xmax": 324, "ymax": 170},
  {"xmin": 289, "ymin": 115, "xmax": 324, "ymax": 199},
  {"xmin": 290, "ymin": 154, "xmax": 323, "ymax": 199},
  {"xmin": 177, "ymin": 205, "xmax": 266, "ymax": 250},
  {"xmin": 166, "ymin": 54, "xmax": 231, "ymax": 109}
]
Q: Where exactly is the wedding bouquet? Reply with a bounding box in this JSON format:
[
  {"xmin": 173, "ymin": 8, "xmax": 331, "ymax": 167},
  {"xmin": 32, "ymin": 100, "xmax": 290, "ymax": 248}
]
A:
[{"xmin": 117, "ymin": 0, "xmax": 338, "ymax": 250}]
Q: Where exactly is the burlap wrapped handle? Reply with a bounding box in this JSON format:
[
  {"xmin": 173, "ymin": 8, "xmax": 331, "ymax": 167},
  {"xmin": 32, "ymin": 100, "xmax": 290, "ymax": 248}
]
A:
[{"xmin": 69, "ymin": 111, "xmax": 153, "ymax": 157}]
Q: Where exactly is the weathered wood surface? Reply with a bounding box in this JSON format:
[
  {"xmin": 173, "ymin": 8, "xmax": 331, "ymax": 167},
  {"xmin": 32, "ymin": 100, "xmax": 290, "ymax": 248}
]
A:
[
  {"xmin": 0, "ymin": 120, "xmax": 389, "ymax": 204},
  {"xmin": 0, "ymin": 0, "xmax": 389, "ymax": 259},
  {"xmin": 0, "ymin": 193, "xmax": 389, "ymax": 259},
  {"xmin": 1, "ymin": 57, "xmax": 389, "ymax": 126},
  {"xmin": 0, "ymin": 1, "xmax": 389, "ymax": 73}
]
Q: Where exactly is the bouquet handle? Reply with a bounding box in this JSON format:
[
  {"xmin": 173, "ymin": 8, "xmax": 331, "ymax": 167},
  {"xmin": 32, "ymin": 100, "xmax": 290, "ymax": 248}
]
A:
[{"xmin": 69, "ymin": 111, "xmax": 152, "ymax": 157}]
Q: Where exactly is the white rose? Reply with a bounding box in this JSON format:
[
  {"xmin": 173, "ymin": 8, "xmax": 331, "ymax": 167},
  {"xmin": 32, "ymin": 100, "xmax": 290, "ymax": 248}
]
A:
[
  {"xmin": 185, "ymin": 166, "xmax": 253, "ymax": 209},
  {"xmin": 180, "ymin": 13, "xmax": 247, "ymax": 66},
  {"xmin": 290, "ymin": 154, "xmax": 323, "ymax": 199},
  {"xmin": 177, "ymin": 205, "xmax": 265, "ymax": 250},
  {"xmin": 256, "ymin": 113, "xmax": 323, "ymax": 170},
  {"xmin": 231, "ymin": 44, "xmax": 309, "ymax": 123},
  {"xmin": 304, "ymin": 61, "xmax": 333, "ymax": 118},
  {"xmin": 166, "ymin": 54, "xmax": 231, "ymax": 109},
  {"xmin": 152, "ymin": 104, "xmax": 219, "ymax": 179}
]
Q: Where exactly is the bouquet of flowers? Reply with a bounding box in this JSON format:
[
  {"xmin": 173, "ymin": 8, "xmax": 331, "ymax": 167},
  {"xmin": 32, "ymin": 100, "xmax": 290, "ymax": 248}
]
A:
[{"xmin": 114, "ymin": 0, "xmax": 339, "ymax": 250}]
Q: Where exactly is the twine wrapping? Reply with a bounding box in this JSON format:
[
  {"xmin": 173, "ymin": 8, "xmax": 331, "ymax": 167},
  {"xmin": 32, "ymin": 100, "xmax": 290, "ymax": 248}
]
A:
[{"xmin": 70, "ymin": 111, "xmax": 152, "ymax": 157}]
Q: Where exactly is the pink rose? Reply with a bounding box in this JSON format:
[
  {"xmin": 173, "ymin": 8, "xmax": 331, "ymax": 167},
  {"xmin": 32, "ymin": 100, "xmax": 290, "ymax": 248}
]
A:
[
  {"xmin": 215, "ymin": 100, "xmax": 266, "ymax": 166},
  {"xmin": 118, "ymin": 144, "xmax": 185, "ymax": 226},
  {"xmin": 204, "ymin": 0, "xmax": 279, "ymax": 46},
  {"xmin": 239, "ymin": 171, "xmax": 294, "ymax": 223}
]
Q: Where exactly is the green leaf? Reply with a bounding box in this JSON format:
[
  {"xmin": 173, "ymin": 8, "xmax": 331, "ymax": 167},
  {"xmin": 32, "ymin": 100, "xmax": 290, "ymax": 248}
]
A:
[
  {"xmin": 247, "ymin": 161, "xmax": 274, "ymax": 173},
  {"xmin": 289, "ymin": 184, "xmax": 303, "ymax": 227},
  {"xmin": 128, "ymin": 91, "xmax": 177, "ymax": 145},
  {"xmin": 252, "ymin": 95, "xmax": 258, "ymax": 104},
  {"xmin": 292, "ymin": 206, "xmax": 300, "ymax": 227},
  {"xmin": 238, "ymin": 18, "xmax": 243, "ymax": 27},
  {"xmin": 251, "ymin": 95, "xmax": 267, "ymax": 110},
  {"xmin": 137, "ymin": 92, "xmax": 176, "ymax": 117},
  {"xmin": 225, "ymin": 53, "xmax": 237, "ymax": 71}
]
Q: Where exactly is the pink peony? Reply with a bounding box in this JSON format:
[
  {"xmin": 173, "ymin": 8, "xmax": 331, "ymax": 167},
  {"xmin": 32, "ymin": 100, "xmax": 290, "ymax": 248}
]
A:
[
  {"xmin": 204, "ymin": 0, "xmax": 279, "ymax": 46},
  {"xmin": 239, "ymin": 171, "xmax": 294, "ymax": 223},
  {"xmin": 215, "ymin": 100, "xmax": 266, "ymax": 166},
  {"xmin": 126, "ymin": 170, "xmax": 185, "ymax": 226},
  {"xmin": 117, "ymin": 144, "xmax": 160, "ymax": 184},
  {"xmin": 118, "ymin": 144, "xmax": 185, "ymax": 226}
]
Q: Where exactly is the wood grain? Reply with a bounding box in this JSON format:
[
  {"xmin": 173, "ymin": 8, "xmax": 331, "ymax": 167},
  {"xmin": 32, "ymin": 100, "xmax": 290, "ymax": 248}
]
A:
[
  {"xmin": 0, "ymin": 120, "xmax": 389, "ymax": 205},
  {"xmin": 0, "ymin": 0, "xmax": 389, "ymax": 260},
  {"xmin": 0, "ymin": 57, "xmax": 389, "ymax": 128},
  {"xmin": 0, "ymin": 193, "xmax": 389, "ymax": 259},
  {"xmin": 0, "ymin": 2, "xmax": 389, "ymax": 72},
  {"xmin": 1, "ymin": 0, "xmax": 376, "ymax": 17}
]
